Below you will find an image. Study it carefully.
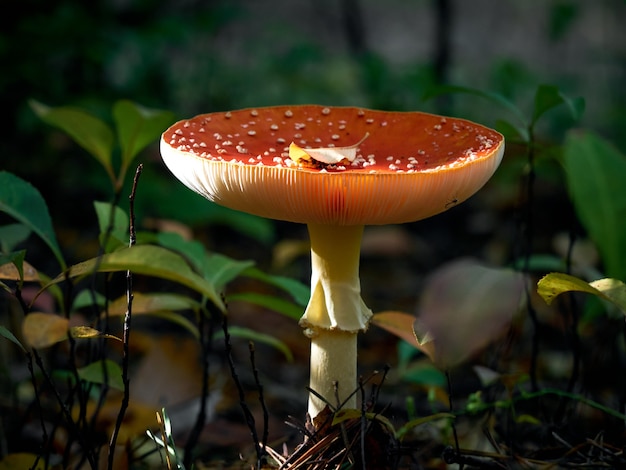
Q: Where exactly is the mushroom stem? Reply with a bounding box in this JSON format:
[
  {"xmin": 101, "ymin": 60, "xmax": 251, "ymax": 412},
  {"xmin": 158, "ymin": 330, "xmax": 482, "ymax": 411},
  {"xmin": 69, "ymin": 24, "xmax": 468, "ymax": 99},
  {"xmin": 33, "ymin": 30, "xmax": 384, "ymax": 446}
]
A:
[
  {"xmin": 300, "ymin": 223, "xmax": 372, "ymax": 419},
  {"xmin": 309, "ymin": 329, "xmax": 357, "ymax": 416}
]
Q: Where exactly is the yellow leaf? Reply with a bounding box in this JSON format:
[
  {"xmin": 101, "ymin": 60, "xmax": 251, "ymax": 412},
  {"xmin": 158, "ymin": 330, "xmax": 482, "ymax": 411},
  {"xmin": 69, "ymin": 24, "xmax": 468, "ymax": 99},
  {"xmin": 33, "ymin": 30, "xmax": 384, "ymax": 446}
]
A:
[
  {"xmin": 537, "ymin": 272, "xmax": 600, "ymax": 305},
  {"xmin": 0, "ymin": 261, "xmax": 40, "ymax": 281},
  {"xmin": 538, "ymin": 272, "xmax": 626, "ymax": 316},
  {"xmin": 70, "ymin": 326, "xmax": 121, "ymax": 342},
  {"xmin": 22, "ymin": 312, "xmax": 68, "ymax": 348},
  {"xmin": 0, "ymin": 453, "xmax": 45, "ymax": 470}
]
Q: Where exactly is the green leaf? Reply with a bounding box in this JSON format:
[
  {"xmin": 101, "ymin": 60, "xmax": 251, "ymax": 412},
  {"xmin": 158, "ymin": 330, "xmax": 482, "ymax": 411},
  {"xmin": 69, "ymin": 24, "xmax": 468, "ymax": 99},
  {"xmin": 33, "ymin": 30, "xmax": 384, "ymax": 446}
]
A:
[
  {"xmin": 0, "ymin": 325, "xmax": 26, "ymax": 352},
  {"xmin": 157, "ymin": 231, "xmax": 253, "ymax": 292},
  {"xmin": 0, "ymin": 224, "xmax": 31, "ymax": 253},
  {"xmin": 45, "ymin": 245, "xmax": 224, "ymax": 311},
  {"xmin": 400, "ymin": 363, "xmax": 448, "ymax": 388},
  {"xmin": 242, "ymin": 267, "xmax": 310, "ymax": 306},
  {"xmin": 395, "ymin": 412, "xmax": 455, "ymax": 440},
  {"xmin": 538, "ymin": 272, "xmax": 626, "ymax": 316},
  {"xmin": 156, "ymin": 231, "xmax": 207, "ymax": 271},
  {"xmin": 0, "ymin": 251, "xmax": 27, "ymax": 282},
  {"xmin": 423, "ymin": 85, "xmax": 527, "ymax": 130},
  {"xmin": 532, "ymin": 85, "xmax": 565, "ymax": 124},
  {"xmin": 495, "ymin": 119, "xmax": 528, "ymax": 143},
  {"xmin": 77, "ymin": 359, "xmax": 124, "ymax": 391},
  {"xmin": 94, "ymin": 201, "xmax": 129, "ymax": 251},
  {"xmin": 106, "ymin": 292, "xmax": 200, "ymax": 338},
  {"xmin": 548, "ymin": 1, "xmax": 579, "ymax": 41},
  {"xmin": 217, "ymin": 325, "xmax": 293, "ymax": 362},
  {"xmin": 532, "ymin": 84, "xmax": 584, "ymax": 125},
  {"xmin": 227, "ymin": 292, "xmax": 303, "ymax": 320},
  {"xmin": 562, "ymin": 131, "xmax": 626, "ymax": 280},
  {"xmin": 534, "ymin": 85, "xmax": 585, "ymax": 124},
  {"xmin": 108, "ymin": 292, "xmax": 200, "ymax": 315},
  {"xmin": 30, "ymin": 100, "xmax": 115, "ymax": 181},
  {"xmin": 113, "ymin": 100, "xmax": 175, "ymax": 171},
  {"xmin": 202, "ymin": 253, "xmax": 255, "ymax": 292},
  {"xmin": 0, "ymin": 172, "xmax": 65, "ymax": 269},
  {"xmin": 510, "ymin": 254, "xmax": 568, "ymax": 273},
  {"xmin": 143, "ymin": 311, "xmax": 200, "ymax": 339},
  {"xmin": 72, "ymin": 289, "xmax": 107, "ymax": 310}
]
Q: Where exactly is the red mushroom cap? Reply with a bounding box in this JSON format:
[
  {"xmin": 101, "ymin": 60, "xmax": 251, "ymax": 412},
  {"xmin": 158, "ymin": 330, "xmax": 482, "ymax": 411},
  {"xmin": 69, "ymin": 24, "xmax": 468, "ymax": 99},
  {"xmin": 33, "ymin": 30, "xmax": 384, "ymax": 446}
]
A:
[{"xmin": 160, "ymin": 105, "xmax": 504, "ymax": 226}]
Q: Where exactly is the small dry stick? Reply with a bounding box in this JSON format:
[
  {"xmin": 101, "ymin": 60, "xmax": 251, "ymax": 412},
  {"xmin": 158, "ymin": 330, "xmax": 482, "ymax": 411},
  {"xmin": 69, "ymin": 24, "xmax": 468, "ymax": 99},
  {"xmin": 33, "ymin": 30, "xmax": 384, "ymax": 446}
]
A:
[
  {"xmin": 156, "ymin": 411, "xmax": 174, "ymax": 470},
  {"xmin": 108, "ymin": 164, "xmax": 143, "ymax": 469},
  {"xmin": 249, "ymin": 341, "xmax": 269, "ymax": 465},
  {"xmin": 445, "ymin": 369, "xmax": 463, "ymax": 470},
  {"xmin": 222, "ymin": 314, "xmax": 264, "ymax": 466},
  {"xmin": 183, "ymin": 305, "xmax": 215, "ymax": 468}
]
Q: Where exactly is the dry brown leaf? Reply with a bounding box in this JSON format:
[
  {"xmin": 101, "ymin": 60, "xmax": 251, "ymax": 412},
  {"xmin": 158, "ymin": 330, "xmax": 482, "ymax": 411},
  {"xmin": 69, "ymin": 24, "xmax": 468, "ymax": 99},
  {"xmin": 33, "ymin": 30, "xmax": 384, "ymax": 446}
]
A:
[
  {"xmin": 0, "ymin": 261, "xmax": 40, "ymax": 282},
  {"xmin": 22, "ymin": 312, "xmax": 69, "ymax": 348}
]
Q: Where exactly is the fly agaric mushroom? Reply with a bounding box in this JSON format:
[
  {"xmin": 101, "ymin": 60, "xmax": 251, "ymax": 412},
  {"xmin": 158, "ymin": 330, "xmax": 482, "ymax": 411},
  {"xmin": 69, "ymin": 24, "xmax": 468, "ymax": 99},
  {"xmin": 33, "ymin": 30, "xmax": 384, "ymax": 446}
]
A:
[{"xmin": 160, "ymin": 105, "xmax": 504, "ymax": 420}]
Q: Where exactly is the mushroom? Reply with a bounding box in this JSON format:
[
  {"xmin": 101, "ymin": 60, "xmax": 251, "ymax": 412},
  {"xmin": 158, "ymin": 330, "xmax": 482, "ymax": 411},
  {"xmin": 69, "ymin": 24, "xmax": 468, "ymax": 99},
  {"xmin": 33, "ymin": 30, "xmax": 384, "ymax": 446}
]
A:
[{"xmin": 160, "ymin": 105, "xmax": 504, "ymax": 421}]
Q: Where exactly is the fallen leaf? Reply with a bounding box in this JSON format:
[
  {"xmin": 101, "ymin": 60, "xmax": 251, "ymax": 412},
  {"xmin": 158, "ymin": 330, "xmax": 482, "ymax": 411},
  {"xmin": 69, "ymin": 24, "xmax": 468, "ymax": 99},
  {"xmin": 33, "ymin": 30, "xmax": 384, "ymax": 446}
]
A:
[
  {"xmin": 0, "ymin": 453, "xmax": 44, "ymax": 470},
  {"xmin": 22, "ymin": 312, "xmax": 69, "ymax": 348},
  {"xmin": 0, "ymin": 261, "xmax": 40, "ymax": 281},
  {"xmin": 371, "ymin": 311, "xmax": 420, "ymax": 349},
  {"xmin": 413, "ymin": 259, "xmax": 525, "ymax": 369},
  {"xmin": 289, "ymin": 133, "xmax": 369, "ymax": 165}
]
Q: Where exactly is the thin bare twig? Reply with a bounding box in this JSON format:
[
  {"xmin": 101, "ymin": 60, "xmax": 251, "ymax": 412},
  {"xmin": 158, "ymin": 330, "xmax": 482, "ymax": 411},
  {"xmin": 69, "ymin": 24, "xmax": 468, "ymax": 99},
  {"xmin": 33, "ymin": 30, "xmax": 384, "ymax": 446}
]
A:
[
  {"xmin": 445, "ymin": 370, "xmax": 463, "ymax": 470},
  {"xmin": 108, "ymin": 164, "xmax": 143, "ymax": 469},
  {"xmin": 183, "ymin": 304, "xmax": 215, "ymax": 468},
  {"xmin": 222, "ymin": 313, "xmax": 264, "ymax": 466},
  {"xmin": 249, "ymin": 341, "xmax": 269, "ymax": 468}
]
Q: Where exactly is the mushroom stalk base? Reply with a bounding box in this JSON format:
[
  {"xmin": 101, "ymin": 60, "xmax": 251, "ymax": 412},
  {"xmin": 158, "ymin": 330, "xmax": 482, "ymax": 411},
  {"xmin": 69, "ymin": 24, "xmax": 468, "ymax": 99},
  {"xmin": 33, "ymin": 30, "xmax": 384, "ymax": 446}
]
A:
[
  {"xmin": 300, "ymin": 223, "xmax": 372, "ymax": 419},
  {"xmin": 309, "ymin": 330, "xmax": 357, "ymax": 417}
]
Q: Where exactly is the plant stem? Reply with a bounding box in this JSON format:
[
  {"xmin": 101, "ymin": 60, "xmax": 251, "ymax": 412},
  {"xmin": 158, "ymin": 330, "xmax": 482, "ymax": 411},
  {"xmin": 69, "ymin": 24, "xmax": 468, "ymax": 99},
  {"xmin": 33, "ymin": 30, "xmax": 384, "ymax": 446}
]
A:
[{"xmin": 301, "ymin": 224, "xmax": 372, "ymax": 419}]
